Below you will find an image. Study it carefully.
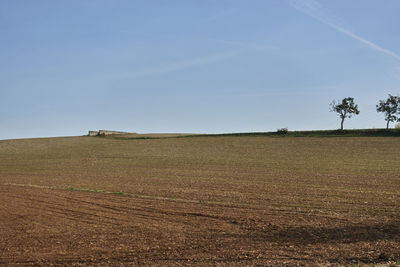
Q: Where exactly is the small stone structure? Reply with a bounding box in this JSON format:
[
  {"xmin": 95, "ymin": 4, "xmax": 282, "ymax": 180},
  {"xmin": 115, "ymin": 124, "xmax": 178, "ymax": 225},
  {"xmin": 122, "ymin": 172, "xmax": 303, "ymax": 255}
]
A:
[
  {"xmin": 88, "ymin": 131, "xmax": 99, "ymax": 136},
  {"xmin": 88, "ymin": 130, "xmax": 134, "ymax": 136}
]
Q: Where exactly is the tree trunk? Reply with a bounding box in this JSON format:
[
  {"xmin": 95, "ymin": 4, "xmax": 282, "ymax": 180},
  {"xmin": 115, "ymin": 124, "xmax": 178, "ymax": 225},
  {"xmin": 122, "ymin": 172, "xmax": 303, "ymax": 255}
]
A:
[
  {"xmin": 387, "ymin": 120, "xmax": 390, "ymax": 129},
  {"xmin": 340, "ymin": 117, "xmax": 344, "ymax": 131}
]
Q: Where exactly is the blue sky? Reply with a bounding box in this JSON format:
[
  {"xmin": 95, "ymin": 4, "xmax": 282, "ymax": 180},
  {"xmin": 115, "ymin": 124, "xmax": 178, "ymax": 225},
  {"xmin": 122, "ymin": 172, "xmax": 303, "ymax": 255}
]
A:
[{"xmin": 1, "ymin": 0, "xmax": 399, "ymax": 139}]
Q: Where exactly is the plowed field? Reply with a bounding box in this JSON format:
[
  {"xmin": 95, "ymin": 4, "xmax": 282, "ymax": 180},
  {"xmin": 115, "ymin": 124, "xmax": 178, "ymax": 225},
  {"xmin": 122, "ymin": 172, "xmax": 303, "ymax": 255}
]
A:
[{"xmin": 0, "ymin": 136, "xmax": 399, "ymax": 265}]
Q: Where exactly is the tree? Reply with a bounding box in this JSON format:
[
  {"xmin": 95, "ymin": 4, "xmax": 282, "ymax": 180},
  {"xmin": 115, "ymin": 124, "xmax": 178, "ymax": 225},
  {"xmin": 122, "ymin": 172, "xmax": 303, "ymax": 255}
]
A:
[
  {"xmin": 376, "ymin": 94, "xmax": 400, "ymax": 129},
  {"xmin": 330, "ymin": 97, "xmax": 360, "ymax": 130}
]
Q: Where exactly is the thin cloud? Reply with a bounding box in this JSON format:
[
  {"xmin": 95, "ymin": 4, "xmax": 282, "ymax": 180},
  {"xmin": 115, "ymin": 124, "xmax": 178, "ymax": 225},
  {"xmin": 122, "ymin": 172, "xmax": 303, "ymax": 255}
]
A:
[
  {"xmin": 395, "ymin": 66, "xmax": 400, "ymax": 79},
  {"xmin": 212, "ymin": 39, "xmax": 278, "ymax": 52},
  {"xmin": 289, "ymin": 0, "xmax": 400, "ymax": 62},
  {"xmin": 90, "ymin": 51, "xmax": 237, "ymax": 83},
  {"xmin": 206, "ymin": 7, "xmax": 239, "ymax": 22},
  {"xmin": 131, "ymin": 51, "xmax": 237, "ymax": 77}
]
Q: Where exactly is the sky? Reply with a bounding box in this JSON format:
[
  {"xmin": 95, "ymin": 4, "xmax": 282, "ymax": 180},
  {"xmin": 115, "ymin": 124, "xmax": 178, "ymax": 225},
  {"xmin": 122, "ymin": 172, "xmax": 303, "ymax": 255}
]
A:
[{"xmin": 1, "ymin": 0, "xmax": 400, "ymax": 139}]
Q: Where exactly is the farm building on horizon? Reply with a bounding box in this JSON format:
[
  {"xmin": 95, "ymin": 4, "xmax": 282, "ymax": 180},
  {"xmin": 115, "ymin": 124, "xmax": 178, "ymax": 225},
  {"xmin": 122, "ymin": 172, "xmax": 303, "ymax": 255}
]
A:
[{"xmin": 88, "ymin": 130, "xmax": 134, "ymax": 136}]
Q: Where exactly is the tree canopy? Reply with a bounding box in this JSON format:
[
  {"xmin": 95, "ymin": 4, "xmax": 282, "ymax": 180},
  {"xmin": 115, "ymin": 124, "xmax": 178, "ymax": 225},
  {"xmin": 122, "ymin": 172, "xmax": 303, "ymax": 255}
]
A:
[
  {"xmin": 376, "ymin": 94, "xmax": 400, "ymax": 129},
  {"xmin": 330, "ymin": 97, "xmax": 360, "ymax": 130}
]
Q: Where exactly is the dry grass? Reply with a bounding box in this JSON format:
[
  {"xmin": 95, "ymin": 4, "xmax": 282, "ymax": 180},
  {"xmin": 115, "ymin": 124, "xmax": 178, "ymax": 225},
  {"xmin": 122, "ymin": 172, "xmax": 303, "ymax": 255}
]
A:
[{"xmin": 107, "ymin": 132, "xmax": 197, "ymax": 138}]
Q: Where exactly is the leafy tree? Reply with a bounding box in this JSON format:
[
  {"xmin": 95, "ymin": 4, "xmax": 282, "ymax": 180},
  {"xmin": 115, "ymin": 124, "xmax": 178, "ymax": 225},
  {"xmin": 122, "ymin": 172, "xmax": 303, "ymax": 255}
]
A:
[
  {"xmin": 376, "ymin": 94, "xmax": 400, "ymax": 129},
  {"xmin": 330, "ymin": 97, "xmax": 360, "ymax": 130}
]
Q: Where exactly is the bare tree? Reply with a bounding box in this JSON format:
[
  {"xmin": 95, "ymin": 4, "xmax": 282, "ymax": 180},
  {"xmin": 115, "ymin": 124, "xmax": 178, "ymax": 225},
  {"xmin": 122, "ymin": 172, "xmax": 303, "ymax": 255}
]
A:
[
  {"xmin": 330, "ymin": 97, "xmax": 360, "ymax": 130},
  {"xmin": 376, "ymin": 94, "xmax": 400, "ymax": 129}
]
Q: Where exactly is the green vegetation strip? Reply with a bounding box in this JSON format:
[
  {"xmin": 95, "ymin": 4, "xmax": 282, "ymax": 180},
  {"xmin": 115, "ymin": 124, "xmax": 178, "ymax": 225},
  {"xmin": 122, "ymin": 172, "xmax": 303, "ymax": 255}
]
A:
[
  {"xmin": 64, "ymin": 186, "xmax": 265, "ymax": 210},
  {"xmin": 65, "ymin": 186, "xmax": 205, "ymax": 203},
  {"xmin": 66, "ymin": 187, "xmax": 125, "ymax": 195},
  {"xmin": 94, "ymin": 129, "xmax": 400, "ymax": 140},
  {"xmin": 195, "ymin": 129, "xmax": 400, "ymax": 138}
]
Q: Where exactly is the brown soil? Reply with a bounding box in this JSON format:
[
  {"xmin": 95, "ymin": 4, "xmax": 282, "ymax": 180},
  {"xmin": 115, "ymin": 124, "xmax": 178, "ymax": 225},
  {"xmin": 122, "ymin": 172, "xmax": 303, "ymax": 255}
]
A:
[{"xmin": 1, "ymin": 184, "xmax": 399, "ymax": 266}]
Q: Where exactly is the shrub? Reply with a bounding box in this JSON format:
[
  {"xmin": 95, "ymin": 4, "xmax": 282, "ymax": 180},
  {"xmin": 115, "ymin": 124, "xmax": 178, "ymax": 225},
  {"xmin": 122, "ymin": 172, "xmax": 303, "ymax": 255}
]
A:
[{"xmin": 277, "ymin": 128, "xmax": 288, "ymax": 134}]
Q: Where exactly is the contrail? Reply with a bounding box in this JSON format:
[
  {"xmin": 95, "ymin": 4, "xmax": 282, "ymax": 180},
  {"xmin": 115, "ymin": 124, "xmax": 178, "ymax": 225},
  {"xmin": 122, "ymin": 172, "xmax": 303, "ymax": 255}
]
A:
[{"xmin": 289, "ymin": 0, "xmax": 400, "ymax": 62}]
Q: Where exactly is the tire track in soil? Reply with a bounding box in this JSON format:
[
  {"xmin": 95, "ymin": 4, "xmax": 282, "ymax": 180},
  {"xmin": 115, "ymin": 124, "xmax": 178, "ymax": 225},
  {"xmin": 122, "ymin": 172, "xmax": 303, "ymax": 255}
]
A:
[{"xmin": 1, "ymin": 184, "xmax": 399, "ymax": 266}]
